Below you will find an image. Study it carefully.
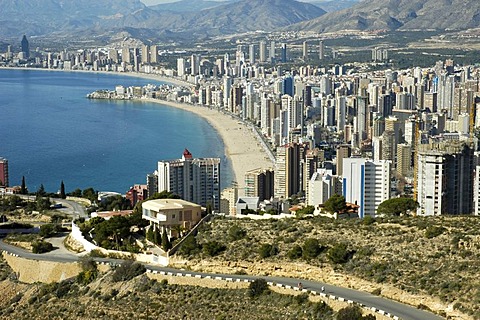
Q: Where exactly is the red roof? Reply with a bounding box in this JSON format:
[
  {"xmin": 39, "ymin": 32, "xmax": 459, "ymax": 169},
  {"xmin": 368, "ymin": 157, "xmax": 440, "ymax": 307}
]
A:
[{"xmin": 183, "ymin": 148, "xmax": 193, "ymax": 159}]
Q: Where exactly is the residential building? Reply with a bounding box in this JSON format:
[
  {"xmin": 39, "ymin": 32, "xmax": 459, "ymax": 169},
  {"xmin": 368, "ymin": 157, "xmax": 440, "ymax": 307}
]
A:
[
  {"xmin": 307, "ymin": 169, "xmax": 342, "ymax": 206},
  {"xmin": 0, "ymin": 157, "xmax": 8, "ymax": 187},
  {"xmin": 342, "ymin": 158, "xmax": 391, "ymax": 218},
  {"xmin": 244, "ymin": 168, "xmax": 274, "ymax": 201},
  {"xmin": 157, "ymin": 149, "xmax": 220, "ymax": 209},
  {"xmin": 416, "ymin": 141, "xmax": 474, "ymax": 216},
  {"xmin": 274, "ymin": 143, "xmax": 302, "ymax": 199},
  {"xmin": 142, "ymin": 198, "xmax": 202, "ymax": 237},
  {"xmin": 126, "ymin": 184, "xmax": 148, "ymax": 207},
  {"xmin": 220, "ymin": 187, "xmax": 238, "ymax": 216}
]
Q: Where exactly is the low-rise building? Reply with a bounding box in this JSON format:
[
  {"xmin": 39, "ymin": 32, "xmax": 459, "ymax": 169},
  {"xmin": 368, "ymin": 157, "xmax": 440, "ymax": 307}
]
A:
[{"xmin": 142, "ymin": 198, "xmax": 202, "ymax": 237}]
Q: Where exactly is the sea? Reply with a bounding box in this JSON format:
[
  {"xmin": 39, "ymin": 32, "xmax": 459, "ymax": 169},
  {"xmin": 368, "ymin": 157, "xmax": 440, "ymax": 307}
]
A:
[{"xmin": 0, "ymin": 69, "xmax": 232, "ymax": 194}]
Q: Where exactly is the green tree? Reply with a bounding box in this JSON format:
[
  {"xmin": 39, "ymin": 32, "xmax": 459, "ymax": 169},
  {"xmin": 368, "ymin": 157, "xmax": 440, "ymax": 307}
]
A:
[
  {"xmin": 327, "ymin": 243, "xmax": 354, "ymax": 264},
  {"xmin": 248, "ymin": 279, "xmax": 269, "ymax": 298},
  {"xmin": 161, "ymin": 228, "xmax": 172, "ymax": 251},
  {"xmin": 146, "ymin": 227, "xmax": 154, "ymax": 242},
  {"xmin": 324, "ymin": 194, "xmax": 347, "ymax": 214},
  {"xmin": 203, "ymin": 241, "xmax": 226, "ymax": 257},
  {"xmin": 376, "ymin": 198, "xmax": 419, "ymax": 216},
  {"xmin": 60, "ymin": 181, "xmax": 66, "ymax": 199},
  {"xmin": 228, "ymin": 225, "xmax": 247, "ymax": 241},
  {"xmin": 302, "ymin": 238, "xmax": 323, "ymax": 259},
  {"xmin": 336, "ymin": 305, "xmax": 370, "ymax": 320},
  {"xmin": 179, "ymin": 235, "xmax": 200, "ymax": 256},
  {"xmin": 20, "ymin": 176, "xmax": 27, "ymax": 195},
  {"xmin": 287, "ymin": 245, "xmax": 303, "ymax": 260},
  {"xmin": 32, "ymin": 240, "xmax": 54, "ymax": 253},
  {"xmin": 36, "ymin": 184, "xmax": 46, "ymax": 197},
  {"xmin": 153, "ymin": 228, "xmax": 162, "ymax": 245},
  {"xmin": 258, "ymin": 243, "xmax": 279, "ymax": 259}
]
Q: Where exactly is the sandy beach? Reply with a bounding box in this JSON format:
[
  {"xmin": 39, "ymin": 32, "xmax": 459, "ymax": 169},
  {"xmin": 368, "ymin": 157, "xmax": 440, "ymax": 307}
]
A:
[
  {"xmin": 143, "ymin": 98, "xmax": 274, "ymax": 196},
  {"xmin": 2, "ymin": 67, "xmax": 274, "ymax": 195}
]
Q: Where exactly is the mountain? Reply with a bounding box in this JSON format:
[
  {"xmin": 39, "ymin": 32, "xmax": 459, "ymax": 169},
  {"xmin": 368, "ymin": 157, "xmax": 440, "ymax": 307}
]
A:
[
  {"xmin": 309, "ymin": 0, "xmax": 360, "ymax": 13},
  {"xmin": 149, "ymin": 0, "xmax": 233, "ymax": 13},
  {"xmin": 0, "ymin": 0, "xmax": 326, "ymax": 41},
  {"xmin": 291, "ymin": 0, "xmax": 480, "ymax": 32}
]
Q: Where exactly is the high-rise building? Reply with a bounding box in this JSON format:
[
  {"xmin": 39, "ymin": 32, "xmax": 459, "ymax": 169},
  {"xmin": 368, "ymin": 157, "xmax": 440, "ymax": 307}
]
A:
[
  {"xmin": 274, "ymin": 143, "xmax": 302, "ymax": 199},
  {"xmin": 150, "ymin": 45, "xmax": 159, "ymax": 64},
  {"xmin": 141, "ymin": 44, "xmax": 150, "ymax": 64},
  {"xmin": 249, "ymin": 44, "xmax": 256, "ymax": 64},
  {"xmin": 177, "ymin": 58, "xmax": 186, "ymax": 77},
  {"xmin": 259, "ymin": 41, "xmax": 267, "ymax": 63},
  {"xmin": 220, "ymin": 187, "xmax": 238, "ymax": 216},
  {"xmin": 122, "ymin": 47, "xmax": 131, "ymax": 64},
  {"xmin": 416, "ymin": 141, "xmax": 474, "ymax": 216},
  {"xmin": 336, "ymin": 144, "xmax": 351, "ymax": 176},
  {"xmin": 157, "ymin": 149, "xmax": 220, "ymax": 209},
  {"xmin": 21, "ymin": 35, "xmax": 29, "ymax": 58},
  {"xmin": 302, "ymin": 41, "xmax": 308, "ymax": 60},
  {"xmin": 244, "ymin": 168, "xmax": 274, "ymax": 201},
  {"xmin": 319, "ymin": 40, "xmax": 325, "ymax": 60},
  {"xmin": 307, "ymin": 169, "xmax": 342, "ymax": 206},
  {"xmin": 281, "ymin": 43, "xmax": 287, "ymax": 63},
  {"xmin": 397, "ymin": 144, "xmax": 412, "ymax": 177},
  {"xmin": 270, "ymin": 41, "xmax": 276, "ymax": 61},
  {"xmin": 342, "ymin": 158, "xmax": 391, "ymax": 218},
  {"xmin": 0, "ymin": 157, "xmax": 8, "ymax": 187}
]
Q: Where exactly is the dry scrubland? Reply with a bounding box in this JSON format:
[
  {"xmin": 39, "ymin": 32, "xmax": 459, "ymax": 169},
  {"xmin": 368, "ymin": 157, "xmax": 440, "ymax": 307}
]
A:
[
  {"xmin": 0, "ymin": 255, "xmax": 375, "ymax": 320},
  {"xmin": 174, "ymin": 215, "xmax": 480, "ymax": 320}
]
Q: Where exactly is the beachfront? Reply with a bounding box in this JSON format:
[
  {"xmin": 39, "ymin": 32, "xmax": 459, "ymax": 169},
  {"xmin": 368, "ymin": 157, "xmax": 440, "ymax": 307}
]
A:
[
  {"xmin": 3, "ymin": 66, "xmax": 275, "ymax": 195},
  {"xmin": 144, "ymin": 98, "xmax": 274, "ymax": 196}
]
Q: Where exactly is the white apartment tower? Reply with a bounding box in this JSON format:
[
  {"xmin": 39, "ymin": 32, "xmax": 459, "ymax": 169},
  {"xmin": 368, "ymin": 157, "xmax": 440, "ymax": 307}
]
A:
[
  {"xmin": 157, "ymin": 149, "xmax": 220, "ymax": 209},
  {"xmin": 342, "ymin": 158, "xmax": 391, "ymax": 218}
]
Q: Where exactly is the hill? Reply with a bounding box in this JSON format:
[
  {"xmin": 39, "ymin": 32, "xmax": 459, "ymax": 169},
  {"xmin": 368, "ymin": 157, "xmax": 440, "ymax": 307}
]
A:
[
  {"xmin": 291, "ymin": 0, "xmax": 480, "ymax": 32},
  {"xmin": 149, "ymin": 0, "xmax": 233, "ymax": 12},
  {"xmin": 0, "ymin": 0, "xmax": 325, "ymax": 40}
]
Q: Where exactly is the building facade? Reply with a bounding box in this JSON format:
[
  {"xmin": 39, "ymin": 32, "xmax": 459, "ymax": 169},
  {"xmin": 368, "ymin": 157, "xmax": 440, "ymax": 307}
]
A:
[
  {"xmin": 0, "ymin": 157, "xmax": 8, "ymax": 187},
  {"xmin": 342, "ymin": 158, "xmax": 391, "ymax": 218},
  {"xmin": 157, "ymin": 149, "xmax": 220, "ymax": 209}
]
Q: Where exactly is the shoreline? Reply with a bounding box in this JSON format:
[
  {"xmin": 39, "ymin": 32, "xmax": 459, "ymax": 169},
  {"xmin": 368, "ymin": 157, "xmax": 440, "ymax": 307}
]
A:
[
  {"xmin": 141, "ymin": 98, "xmax": 274, "ymax": 196},
  {"xmin": 1, "ymin": 67, "xmax": 274, "ymax": 195}
]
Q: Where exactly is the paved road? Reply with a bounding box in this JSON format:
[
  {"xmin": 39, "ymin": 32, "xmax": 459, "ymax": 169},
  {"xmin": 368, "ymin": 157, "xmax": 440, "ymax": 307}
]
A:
[
  {"xmin": 0, "ymin": 239, "xmax": 443, "ymax": 320},
  {"xmin": 17, "ymin": 195, "xmax": 87, "ymax": 219}
]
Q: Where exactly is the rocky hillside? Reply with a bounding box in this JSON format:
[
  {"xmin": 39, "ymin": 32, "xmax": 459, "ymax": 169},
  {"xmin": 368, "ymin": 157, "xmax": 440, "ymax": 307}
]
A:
[
  {"xmin": 291, "ymin": 0, "xmax": 480, "ymax": 32},
  {"xmin": 0, "ymin": 0, "xmax": 325, "ymax": 39}
]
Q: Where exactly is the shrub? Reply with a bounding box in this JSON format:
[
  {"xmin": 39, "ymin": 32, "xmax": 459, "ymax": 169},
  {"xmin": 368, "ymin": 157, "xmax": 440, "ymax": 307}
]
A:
[
  {"xmin": 287, "ymin": 245, "xmax": 303, "ymax": 260},
  {"xmin": 248, "ymin": 279, "xmax": 269, "ymax": 298},
  {"xmin": 258, "ymin": 243, "xmax": 279, "ymax": 259},
  {"xmin": 302, "ymin": 238, "xmax": 323, "ymax": 259},
  {"xmin": 327, "ymin": 243, "xmax": 354, "ymax": 264},
  {"xmin": 336, "ymin": 305, "xmax": 363, "ymax": 320},
  {"xmin": 362, "ymin": 216, "xmax": 375, "ymax": 225},
  {"xmin": 425, "ymin": 226, "xmax": 446, "ymax": 239},
  {"xmin": 32, "ymin": 240, "xmax": 54, "ymax": 253},
  {"xmin": 228, "ymin": 225, "xmax": 247, "ymax": 241},
  {"xmin": 203, "ymin": 241, "xmax": 226, "ymax": 257},
  {"xmin": 77, "ymin": 256, "xmax": 98, "ymax": 285},
  {"xmin": 179, "ymin": 235, "xmax": 201, "ymax": 256},
  {"xmin": 112, "ymin": 260, "xmax": 146, "ymax": 282}
]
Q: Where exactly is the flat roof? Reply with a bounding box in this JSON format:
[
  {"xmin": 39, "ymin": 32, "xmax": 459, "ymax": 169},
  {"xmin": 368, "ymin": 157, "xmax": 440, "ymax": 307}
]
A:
[{"xmin": 142, "ymin": 198, "xmax": 201, "ymax": 211}]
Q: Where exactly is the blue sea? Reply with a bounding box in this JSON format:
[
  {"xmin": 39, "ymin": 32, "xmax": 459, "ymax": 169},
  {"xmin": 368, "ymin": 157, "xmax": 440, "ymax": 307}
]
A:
[{"xmin": 0, "ymin": 69, "xmax": 232, "ymax": 193}]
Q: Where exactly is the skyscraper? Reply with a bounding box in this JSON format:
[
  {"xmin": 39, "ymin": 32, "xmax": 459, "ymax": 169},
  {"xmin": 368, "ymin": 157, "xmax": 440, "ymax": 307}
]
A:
[
  {"xmin": 416, "ymin": 141, "xmax": 474, "ymax": 216},
  {"xmin": 319, "ymin": 40, "xmax": 325, "ymax": 60},
  {"xmin": 343, "ymin": 158, "xmax": 391, "ymax": 218},
  {"xmin": 150, "ymin": 45, "xmax": 159, "ymax": 64},
  {"xmin": 249, "ymin": 44, "xmax": 256, "ymax": 64},
  {"xmin": 141, "ymin": 44, "xmax": 150, "ymax": 64},
  {"xmin": 21, "ymin": 35, "xmax": 29, "ymax": 58},
  {"xmin": 259, "ymin": 41, "xmax": 267, "ymax": 63},
  {"xmin": 157, "ymin": 149, "xmax": 220, "ymax": 209},
  {"xmin": 302, "ymin": 41, "xmax": 308, "ymax": 60},
  {"xmin": 281, "ymin": 43, "xmax": 287, "ymax": 63},
  {"xmin": 0, "ymin": 157, "xmax": 8, "ymax": 187}
]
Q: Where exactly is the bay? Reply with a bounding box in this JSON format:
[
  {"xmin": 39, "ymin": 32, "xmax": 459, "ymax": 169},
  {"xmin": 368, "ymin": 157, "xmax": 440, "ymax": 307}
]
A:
[{"xmin": 0, "ymin": 69, "xmax": 232, "ymax": 194}]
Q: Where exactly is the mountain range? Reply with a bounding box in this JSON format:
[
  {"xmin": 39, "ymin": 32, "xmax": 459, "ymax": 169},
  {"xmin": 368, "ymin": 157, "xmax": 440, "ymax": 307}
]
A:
[
  {"xmin": 1, "ymin": 0, "xmax": 480, "ymax": 43},
  {"xmin": 292, "ymin": 0, "xmax": 480, "ymax": 32}
]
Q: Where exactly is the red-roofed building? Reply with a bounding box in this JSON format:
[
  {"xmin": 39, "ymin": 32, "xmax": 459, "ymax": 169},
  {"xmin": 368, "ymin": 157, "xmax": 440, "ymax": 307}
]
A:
[
  {"xmin": 126, "ymin": 184, "xmax": 148, "ymax": 207},
  {"xmin": 182, "ymin": 148, "xmax": 193, "ymax": 160}
]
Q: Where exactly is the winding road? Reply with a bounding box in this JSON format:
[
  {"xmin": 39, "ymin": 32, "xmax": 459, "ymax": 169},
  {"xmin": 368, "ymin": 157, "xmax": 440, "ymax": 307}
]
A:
[{"xmin": 0, "ymin": 238, "xmax": 443, "ymax": 320}]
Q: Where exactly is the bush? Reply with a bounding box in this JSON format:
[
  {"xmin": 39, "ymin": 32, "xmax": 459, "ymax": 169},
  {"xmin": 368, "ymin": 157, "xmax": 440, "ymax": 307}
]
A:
[
  {"xmin": 425, "ymin": 226, "xmax": 446, "ymax": 239},
  {"xmin": 112, "ymin": 260, "xmax": 146, "ymax": 282},
  {"xmin": 39, "ymin": 223, "xmax": 62, "ymax": 238},
  {"xmin": 203, "ymin": 241, "xmax": 226, "ymax": 257},
  {"xmin": 302, "ymin": 238, "xmax": 323, "ymax": 259},
  {"xmin": 287, "ymin": 245, "xmax": 303, "ymax": 260},
  {"xmin": 258, "ymin": 243, "xmax": 279, "ymax": 259},
  {"xmin": 32, "ymin": 240, "xmax": 54, "ymax": 253},
  {"xmin": 228, "ymin": 225, "xmax": 247, "ymax": 241},
  {"xmin": 77, "ymin": 256, "xmax": 98, "ymax": 285},
  {"xmin": 336, "ymin": 305, "xmax": 363, "ymax": 320},
  {"xmin": 327, "ymin": 243, "xmax": 354, "ymax": 264},
  {"xmin": 248, "ymin": 278, "xmax": 269, "ymax": 298},
  {"xmin": 179, "ymin": 235, "xmax": 201, "ymax": 256},
  {"xmin": 362, "ymin": 216, "xmax": 375, "ymax": 225}
]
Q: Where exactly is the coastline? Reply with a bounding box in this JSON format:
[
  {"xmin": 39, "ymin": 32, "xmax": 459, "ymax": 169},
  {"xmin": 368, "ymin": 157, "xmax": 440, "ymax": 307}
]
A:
[
  {"xmin": 1, "ymin": 67, "xmax": 274, "ymax": 195},
  {"xmin": 142, "ymin": 98, "xmax": 274, "ymax": 196}
]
